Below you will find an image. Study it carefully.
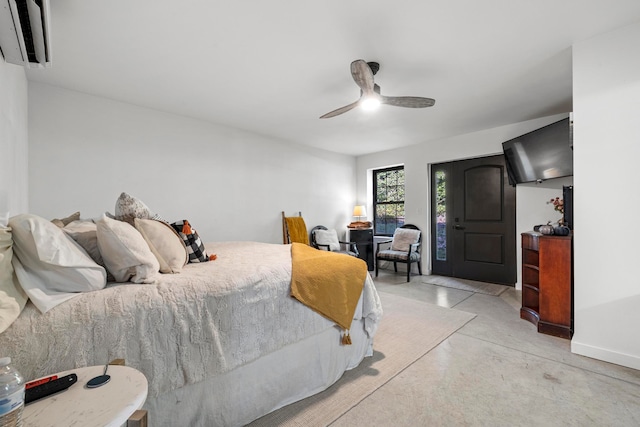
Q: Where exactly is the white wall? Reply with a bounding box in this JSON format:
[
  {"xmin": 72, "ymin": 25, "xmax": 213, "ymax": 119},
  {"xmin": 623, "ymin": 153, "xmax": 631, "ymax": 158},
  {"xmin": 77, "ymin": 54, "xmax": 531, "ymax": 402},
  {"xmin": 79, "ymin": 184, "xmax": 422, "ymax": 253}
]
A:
[
  {"xmin": 28, "ymin": 83, "xmax": 357, "ymax": 244},
  {"xmin": 356, "ymin": 113, "xmax": 570, "ymax": 282},
  {"xmin": 571, "ymin": 21, "xmax": 640, "ymax": 369},
  {"xmin": 515, "ymin": 176, "xmax": 573, "ymax": 286},
  {"xmin": 0, "ymin": 60, "xmax": 28, "ymax": 219}
]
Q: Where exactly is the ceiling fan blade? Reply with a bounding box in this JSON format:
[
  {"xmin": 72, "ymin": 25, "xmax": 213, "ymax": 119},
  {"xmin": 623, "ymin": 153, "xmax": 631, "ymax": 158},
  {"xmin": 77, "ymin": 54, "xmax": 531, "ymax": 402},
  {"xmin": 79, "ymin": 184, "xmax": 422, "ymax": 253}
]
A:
[
  {"xmin": 320, "ymin": 100, "xmax": 361, "ymax": 119},
  {"xmin": 350, "ymin": 60, "xmax": 375, "ymax": 95},
  {"xmin": 381, "ymin": 96, "xmax": 435, "ymax": 108}
]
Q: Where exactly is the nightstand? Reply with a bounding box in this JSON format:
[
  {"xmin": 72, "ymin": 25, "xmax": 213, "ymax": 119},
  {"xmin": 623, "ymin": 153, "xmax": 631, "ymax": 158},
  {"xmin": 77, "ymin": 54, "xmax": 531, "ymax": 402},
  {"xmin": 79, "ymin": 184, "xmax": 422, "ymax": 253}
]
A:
[
  {"xmin": 348, "ymin": 228, "xmax": 374, "ymax": 271},
  {"xmin": 23, "ymin": 365, "xmax": 148, "ymax": 427}
]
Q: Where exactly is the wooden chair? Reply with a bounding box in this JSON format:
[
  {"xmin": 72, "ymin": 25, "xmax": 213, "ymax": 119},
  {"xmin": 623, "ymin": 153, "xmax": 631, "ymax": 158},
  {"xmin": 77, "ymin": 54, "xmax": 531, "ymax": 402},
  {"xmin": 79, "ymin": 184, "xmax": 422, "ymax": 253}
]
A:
[
  {"xmin": 310, "ymin": 225, "xmax": 359, "ymax": 257},
  {"xmin": 375, "ymin": 224, "xmax": 422, "ymax": 282},
  {"xmin": 282, "ymin": 211, "xmax": 309, "ymax": 244}
]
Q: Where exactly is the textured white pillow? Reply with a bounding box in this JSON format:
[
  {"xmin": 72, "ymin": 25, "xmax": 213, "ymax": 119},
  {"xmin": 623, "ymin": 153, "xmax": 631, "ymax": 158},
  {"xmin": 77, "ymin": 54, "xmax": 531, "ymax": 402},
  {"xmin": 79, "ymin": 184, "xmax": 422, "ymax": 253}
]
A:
[
  {"xmin": 391, "ymin": 228, "xmax": 421, "ymax": 252},
  {"xmin": 114, "ymin": 192, "xmax": 164, "ymax": 225},
  {"xmin": 96, "ymin": 215, "xmax": 160, "ymax": 283},
  {"xmin": 0, "ymin": 227, "xmax": 28, "ymax": 333},
  {"xmin": 314, "ymin": 229, "xmax": 340, "ymax": 251},
  {"xmin": 134, "ymin": 218, "xmax": 187, "ymax": 274},
  {"xmin": 9, "ymin": 214, "xmax": 107, "ymax": 313}
]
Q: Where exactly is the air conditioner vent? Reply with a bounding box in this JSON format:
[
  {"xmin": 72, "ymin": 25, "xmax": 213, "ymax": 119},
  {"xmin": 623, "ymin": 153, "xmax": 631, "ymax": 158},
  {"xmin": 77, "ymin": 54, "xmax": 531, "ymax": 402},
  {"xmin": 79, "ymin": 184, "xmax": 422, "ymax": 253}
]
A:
[{"xmin": 0, "ymin": 0, "xmax": 51, "ymax": 68}]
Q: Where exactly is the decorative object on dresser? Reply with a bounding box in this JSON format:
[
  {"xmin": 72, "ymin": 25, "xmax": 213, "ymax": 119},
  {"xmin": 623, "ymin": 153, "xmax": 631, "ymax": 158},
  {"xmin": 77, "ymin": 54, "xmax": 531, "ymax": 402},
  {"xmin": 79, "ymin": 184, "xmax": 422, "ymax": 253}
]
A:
[
  {"xmin": 520, "ymin": 231, "xmax": 573, "ymax": 339},
  {"xmin": 539, "ymin": 223, "xmax": 555, "ymax": 235},
  {"xmin": 348, "ymin": 228, "xmax": 374, "ymax": 271}
]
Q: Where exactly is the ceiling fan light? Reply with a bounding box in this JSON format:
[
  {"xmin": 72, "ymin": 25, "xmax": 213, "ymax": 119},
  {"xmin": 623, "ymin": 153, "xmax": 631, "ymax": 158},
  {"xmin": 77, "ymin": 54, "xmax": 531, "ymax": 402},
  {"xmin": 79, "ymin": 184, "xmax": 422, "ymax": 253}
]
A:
[{"xmin": 360, "ymin": 96, "xmax": 381, "ymax": 111}]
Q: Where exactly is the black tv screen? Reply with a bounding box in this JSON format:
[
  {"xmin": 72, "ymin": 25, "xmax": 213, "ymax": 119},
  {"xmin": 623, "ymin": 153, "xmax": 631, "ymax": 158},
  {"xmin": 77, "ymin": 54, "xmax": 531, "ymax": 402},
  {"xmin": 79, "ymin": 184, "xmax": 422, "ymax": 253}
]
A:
[{"xmin": 502, "ymin": 118, "xmax": 573, "ymax": 185}]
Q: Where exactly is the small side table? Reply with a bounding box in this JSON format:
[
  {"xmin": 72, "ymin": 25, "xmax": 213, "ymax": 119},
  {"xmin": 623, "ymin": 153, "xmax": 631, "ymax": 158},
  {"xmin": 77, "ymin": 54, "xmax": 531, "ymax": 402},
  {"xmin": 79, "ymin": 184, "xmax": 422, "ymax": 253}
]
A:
[
  {"xmin": 348, "ymin": 228, "xmax": 374, "ymax": 271},
  {"xmin": 23, "ymin": 365, "xmax": 148, "ymax": 427}
]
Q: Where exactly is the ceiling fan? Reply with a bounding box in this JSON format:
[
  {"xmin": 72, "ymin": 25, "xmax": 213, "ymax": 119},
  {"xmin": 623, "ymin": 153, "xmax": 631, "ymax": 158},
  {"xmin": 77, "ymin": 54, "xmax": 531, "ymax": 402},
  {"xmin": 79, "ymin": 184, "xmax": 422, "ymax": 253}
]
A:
[{"xmin": 320, "ymin": 59, "xmax": 435, "ymax": 119}]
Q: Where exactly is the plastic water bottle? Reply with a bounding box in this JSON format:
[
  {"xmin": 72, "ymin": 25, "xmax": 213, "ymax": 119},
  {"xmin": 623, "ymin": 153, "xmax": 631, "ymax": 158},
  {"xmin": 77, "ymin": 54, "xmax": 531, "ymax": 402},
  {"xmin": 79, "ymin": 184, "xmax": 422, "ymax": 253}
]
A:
[{"xmin": 0, "ymin": 357, "xmax": 24, "ymax": 427}]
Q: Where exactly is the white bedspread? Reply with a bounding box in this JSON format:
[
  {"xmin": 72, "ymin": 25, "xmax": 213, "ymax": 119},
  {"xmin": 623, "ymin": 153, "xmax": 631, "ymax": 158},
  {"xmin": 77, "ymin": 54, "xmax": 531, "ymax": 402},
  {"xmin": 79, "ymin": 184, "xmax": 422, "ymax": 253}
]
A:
[{"xmin": 0, "ymin": 241, "xmax": 382, "ymax": 400}]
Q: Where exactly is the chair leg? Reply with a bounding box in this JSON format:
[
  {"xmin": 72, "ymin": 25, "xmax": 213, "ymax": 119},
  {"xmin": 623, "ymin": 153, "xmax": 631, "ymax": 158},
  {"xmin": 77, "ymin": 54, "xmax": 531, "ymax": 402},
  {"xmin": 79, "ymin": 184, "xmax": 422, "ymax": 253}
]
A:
[
  {"xmin": 407, "ymin": 262, "xmax": 411, "ymax": 282},
  {"xmin": 375, "ymin": 258, "xmax": 379, "ymax": 277},
  {"xmin": 417, "ymin": 260, "xmax": 422, "ymax": 276},
  {"xmin": 393, "ymin": 262, "xmax": 397, "ymax": 272}
]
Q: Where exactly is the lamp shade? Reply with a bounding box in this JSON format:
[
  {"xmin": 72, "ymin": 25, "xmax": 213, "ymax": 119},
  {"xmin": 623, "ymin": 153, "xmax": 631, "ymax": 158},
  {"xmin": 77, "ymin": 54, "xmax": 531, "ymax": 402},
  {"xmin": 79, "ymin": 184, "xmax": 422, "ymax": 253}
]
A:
[{"xmin": 353, "ymin": 205, "xmax": 367, "ymax": 218}]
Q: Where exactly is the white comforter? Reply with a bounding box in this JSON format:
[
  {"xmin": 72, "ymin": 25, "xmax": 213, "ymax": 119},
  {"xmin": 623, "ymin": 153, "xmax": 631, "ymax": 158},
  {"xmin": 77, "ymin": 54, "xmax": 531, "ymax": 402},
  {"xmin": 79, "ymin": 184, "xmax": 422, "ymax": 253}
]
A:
[{"xmin": 0, "ymin": 241, "xmax": 383, "ymax": 400}]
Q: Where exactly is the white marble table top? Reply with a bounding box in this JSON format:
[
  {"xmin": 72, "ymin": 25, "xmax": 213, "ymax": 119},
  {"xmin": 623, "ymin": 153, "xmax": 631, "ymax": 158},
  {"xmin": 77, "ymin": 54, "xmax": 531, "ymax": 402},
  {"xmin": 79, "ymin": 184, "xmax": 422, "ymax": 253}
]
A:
[{"xmin": 23, "ymin": 365, "xmax": 148, "ymax": 427}]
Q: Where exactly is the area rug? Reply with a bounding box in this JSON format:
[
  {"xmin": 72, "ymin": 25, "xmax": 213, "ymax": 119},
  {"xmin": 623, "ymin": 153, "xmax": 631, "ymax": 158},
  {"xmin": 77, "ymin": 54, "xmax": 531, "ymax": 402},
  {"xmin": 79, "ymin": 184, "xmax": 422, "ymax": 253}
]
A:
[
  {"xmin": 248, "ymin": 291, "xmax": 476, "ymax": 426},
  {"xmin": 422, "ymin": 275, "xmax": 509, "ymax": 296}
]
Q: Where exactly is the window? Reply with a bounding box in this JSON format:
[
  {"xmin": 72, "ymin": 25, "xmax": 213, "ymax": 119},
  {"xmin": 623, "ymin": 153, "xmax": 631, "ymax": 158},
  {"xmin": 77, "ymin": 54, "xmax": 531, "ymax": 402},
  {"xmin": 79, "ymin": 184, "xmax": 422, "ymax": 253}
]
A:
[
  {"xmin": 434, "ymin": 169, "xmax": 447, "ymax": 261},
  {"xmin": 373, "ymin": 166, "xmax": 405, "ymax": 236}
]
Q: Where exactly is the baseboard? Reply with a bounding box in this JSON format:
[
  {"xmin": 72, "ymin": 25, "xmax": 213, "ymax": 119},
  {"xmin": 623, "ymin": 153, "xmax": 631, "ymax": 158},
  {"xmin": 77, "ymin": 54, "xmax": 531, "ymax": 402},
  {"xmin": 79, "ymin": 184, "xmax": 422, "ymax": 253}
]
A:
[{"xmin": 571, "ymin": 340, "xmax": 640, "ymax": 370}]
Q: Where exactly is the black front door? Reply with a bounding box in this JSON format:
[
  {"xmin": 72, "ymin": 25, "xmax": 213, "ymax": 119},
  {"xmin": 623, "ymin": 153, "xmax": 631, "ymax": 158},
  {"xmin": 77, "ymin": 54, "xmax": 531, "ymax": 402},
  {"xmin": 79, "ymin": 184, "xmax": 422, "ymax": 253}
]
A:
[{"xmin": 431, "ymin": 155, "xmax": 516, "ymax": 285}]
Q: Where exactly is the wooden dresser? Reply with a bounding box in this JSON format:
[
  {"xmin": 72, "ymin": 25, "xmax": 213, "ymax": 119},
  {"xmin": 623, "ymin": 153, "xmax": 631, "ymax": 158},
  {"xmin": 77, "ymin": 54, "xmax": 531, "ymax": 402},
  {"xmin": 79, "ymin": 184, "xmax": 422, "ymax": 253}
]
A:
[{"xmin": 521, "ymin": 232, "xmax": 573, "ymax": 339}]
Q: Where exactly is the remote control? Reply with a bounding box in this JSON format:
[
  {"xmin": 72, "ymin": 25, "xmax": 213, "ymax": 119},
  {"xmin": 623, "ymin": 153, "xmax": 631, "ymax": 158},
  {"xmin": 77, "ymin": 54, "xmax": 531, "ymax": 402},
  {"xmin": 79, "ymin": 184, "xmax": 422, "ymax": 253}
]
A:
[
  {"xmin": 25, "ymin": 373, "xmax": 78, "ymax": 404},
  {"xmin": 25, "ymin": 374, "xmax": 58, "ymax": 389}
]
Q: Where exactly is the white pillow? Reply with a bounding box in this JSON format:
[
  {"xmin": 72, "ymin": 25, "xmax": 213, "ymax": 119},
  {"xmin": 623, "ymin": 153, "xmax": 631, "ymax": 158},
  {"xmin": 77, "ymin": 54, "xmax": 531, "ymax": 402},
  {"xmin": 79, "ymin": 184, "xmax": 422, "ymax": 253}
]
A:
[
  {"xmin": 8, "ymin": 214, "xmax": 107, "ymax": 313},
  {"xmin": 314, "ymin": 229, "xmax": 340, "ymax": 251},
  {"xmin": 391, "ymin": 228, "xmax": 421, "ymax": 252},
  {"xmin": 96, "ymin": 215, "xmax": 160, "ymax": 283},
  {"xmin": 134, "ymin": 218, "xmax": 187, "ymax": 274},
  {"xmin": 0, "ymin": 226, "xmax": 28, "ymax": 333}
]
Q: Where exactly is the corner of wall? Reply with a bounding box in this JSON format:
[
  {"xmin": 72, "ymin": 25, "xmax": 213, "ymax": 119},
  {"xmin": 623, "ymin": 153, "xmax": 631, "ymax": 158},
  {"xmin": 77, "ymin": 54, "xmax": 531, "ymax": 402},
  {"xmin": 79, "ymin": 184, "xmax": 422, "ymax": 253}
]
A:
[{"xmin": 0, "ymin": 60, "xmax": 29, "ymax": 216}]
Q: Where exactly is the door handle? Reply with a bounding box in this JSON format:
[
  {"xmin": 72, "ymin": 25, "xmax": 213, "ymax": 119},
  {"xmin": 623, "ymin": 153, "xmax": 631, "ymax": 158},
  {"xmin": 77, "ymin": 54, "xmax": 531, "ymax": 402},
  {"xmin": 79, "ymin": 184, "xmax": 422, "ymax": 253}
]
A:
[{"xmin": 453, "ymin": 224, "xmax": 466, "ymax": 230}]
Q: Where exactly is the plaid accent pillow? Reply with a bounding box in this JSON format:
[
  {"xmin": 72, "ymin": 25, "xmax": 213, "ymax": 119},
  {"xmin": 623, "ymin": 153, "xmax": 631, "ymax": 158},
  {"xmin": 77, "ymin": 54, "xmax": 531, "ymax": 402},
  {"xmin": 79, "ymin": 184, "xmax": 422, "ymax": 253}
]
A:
[{"xmin": 170, "ymin": 220, "xmax": 210, "ymax": 263}]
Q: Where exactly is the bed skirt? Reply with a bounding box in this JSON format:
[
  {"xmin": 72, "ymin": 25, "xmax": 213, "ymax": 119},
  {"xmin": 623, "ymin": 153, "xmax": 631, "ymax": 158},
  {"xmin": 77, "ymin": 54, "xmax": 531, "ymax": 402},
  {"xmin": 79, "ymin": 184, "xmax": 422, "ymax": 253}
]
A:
[{"xmin": 145, "ymin": 316, "xmax": 372, "ymax": 426}]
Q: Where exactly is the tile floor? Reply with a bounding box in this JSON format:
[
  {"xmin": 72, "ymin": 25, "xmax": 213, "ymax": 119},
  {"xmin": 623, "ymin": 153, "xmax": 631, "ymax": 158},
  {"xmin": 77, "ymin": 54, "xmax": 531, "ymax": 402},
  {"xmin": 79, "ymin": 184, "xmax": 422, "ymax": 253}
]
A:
[{"xmin": 331, "ymin": 271, "xmax": 640, "ymax": 426}]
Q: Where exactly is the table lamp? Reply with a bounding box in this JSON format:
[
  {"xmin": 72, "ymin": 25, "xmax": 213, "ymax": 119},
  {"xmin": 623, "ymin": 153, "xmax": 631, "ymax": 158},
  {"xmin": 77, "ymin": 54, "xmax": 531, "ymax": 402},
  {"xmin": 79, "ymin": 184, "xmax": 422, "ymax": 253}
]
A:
[
  {"xmin": 349, "ymin": 206, "xmax": 371, "ymax": 228},
  {"xmin": 353, "ymin": 205, "xmax": 366, "ymax": 221}
]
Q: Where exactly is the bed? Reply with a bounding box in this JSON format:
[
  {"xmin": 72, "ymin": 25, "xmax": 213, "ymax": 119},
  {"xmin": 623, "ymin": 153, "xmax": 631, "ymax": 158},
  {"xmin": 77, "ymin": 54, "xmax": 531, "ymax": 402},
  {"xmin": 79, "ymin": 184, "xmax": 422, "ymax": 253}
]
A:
[{"xmin": 0, "ymin": 227, "xmax": 383, "ymax": 425}]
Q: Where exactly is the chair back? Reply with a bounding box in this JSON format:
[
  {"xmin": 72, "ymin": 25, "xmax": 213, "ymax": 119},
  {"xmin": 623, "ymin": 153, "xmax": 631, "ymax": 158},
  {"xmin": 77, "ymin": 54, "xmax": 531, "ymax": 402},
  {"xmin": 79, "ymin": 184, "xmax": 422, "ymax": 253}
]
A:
[
  {"xmin": 309, "ymin": 225, "xmax": 328, "ymax": 249},
  {"xmin": 391, "ymin": 224, "xmax": 422, "ymax": 253},
  {"xmin": 282, "ymin": 211, "xmax": 309, "ymax": 244}
]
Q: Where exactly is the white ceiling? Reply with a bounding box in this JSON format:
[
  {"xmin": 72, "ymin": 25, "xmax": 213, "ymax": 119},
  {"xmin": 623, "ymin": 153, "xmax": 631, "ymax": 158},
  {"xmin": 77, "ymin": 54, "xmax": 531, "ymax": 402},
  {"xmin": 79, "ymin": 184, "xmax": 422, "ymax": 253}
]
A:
[{"xmin": 25, "ymin": 1, "xmax": 640, "ymax": 156}]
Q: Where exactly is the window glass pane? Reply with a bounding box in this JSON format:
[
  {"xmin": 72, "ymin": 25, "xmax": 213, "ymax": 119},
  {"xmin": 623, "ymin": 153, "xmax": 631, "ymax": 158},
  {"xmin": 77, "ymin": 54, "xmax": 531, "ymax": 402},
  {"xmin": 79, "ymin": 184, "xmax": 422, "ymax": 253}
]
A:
[
  {"xmin": 435, "ymin": 170, "xmax": 447, "ymax": 261},
  {"xmin": 373, "ymin": 166, "xmax": 405, "ymax": 236}
]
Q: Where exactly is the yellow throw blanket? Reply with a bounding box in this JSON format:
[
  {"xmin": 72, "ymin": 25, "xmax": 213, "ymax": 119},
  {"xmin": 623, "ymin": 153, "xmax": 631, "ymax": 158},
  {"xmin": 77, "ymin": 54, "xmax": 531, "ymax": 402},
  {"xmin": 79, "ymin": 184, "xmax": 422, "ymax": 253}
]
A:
[
  {"xmin": 285, "ymin": 217, "xmax": 309, "ymax": 245},
  {"xmin": 290, "ymin": 243, "xmax": 367, "ymax": 332}
]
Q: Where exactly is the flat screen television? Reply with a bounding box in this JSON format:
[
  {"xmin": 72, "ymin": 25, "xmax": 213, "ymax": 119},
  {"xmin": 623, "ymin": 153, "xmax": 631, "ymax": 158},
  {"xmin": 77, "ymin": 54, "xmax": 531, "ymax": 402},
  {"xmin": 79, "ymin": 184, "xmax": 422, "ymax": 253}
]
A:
[{"xmin": 502, "ymin": 118, "xmax": 573, "ymax": 185}]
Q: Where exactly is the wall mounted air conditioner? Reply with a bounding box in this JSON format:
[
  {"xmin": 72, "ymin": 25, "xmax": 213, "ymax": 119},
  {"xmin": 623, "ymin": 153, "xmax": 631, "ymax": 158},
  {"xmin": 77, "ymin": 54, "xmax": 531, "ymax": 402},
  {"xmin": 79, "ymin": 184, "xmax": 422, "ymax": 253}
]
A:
[{"xmin": 0, "ymin": 0, "xmax": 51, "ymax": 68}]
